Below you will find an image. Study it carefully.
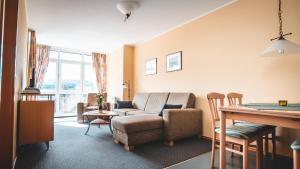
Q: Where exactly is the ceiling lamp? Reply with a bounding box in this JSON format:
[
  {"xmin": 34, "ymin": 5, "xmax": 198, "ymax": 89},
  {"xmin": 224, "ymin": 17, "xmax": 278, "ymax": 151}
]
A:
[
  {"xmin": 261, "ymin": 0, "xmax": 300, "ymax": 57},
  {"xmin": 117, "ymin": 1, "xmax": 140, "ymax": 22}
]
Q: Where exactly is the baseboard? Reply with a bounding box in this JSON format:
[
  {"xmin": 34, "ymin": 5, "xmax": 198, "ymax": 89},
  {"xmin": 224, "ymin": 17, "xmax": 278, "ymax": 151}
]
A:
[{"xmin": 201, "ymin": 135, "xmax": 212, "ymax": 141}]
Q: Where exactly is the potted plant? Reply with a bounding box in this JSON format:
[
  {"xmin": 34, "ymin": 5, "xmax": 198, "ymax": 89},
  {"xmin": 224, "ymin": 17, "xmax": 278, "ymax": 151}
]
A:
[{"xmin": 96, "ymin": 93, "xmax": 105, "ymax": 110}]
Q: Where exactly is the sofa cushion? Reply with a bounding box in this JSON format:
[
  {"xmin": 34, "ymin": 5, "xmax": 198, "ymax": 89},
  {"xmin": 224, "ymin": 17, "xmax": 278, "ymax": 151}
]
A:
[
  {"xmin": 158, "ymin": 104, "xmax": 182, "ymax": 116},
  {"xmin": 113, "ymin": 108, "xmax": 139, "ymax": 116},
  {"xmin": 116, "ymin": 100, "xmax": 134, "ymax": 109},
  {"xmin": 166, "ymin": 93, "xmax": 196, "ymax": 108},
  {"xmin": 132, "ymin": 93, "xmax": 150, "ymax": 110},
  {"xmin": 126, "ymin": 110, "xmax": 147, "ymax": 116},
  {"xmin": 112, "ymin": 114, "xmax": 163, "ymax": 133},
  {"xmin": 144, "ymin": 93, "xmax": 170, "ymax": 114}
]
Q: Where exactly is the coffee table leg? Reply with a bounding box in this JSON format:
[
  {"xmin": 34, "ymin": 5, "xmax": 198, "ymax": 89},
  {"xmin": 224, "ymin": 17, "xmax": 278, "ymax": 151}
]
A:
[
  {"xmin": 85, "ymin": 116, "xmax": 91, "ymax": 135},
  {"xmin": 109, "ymin": 116, "xmax": 115, "ymax": 134},
  {"xmin": 45, "ymin": 141, "xmax": 49, "ymax": 150}
]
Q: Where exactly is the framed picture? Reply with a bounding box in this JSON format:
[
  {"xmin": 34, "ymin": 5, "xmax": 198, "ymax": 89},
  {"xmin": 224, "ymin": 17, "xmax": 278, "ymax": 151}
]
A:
[
  {"xmin": 145, "ymin": 58, "xmax": 157, "ymax": 75},
  {"xmin": 166, "ymin": 51, "xmax": 182, "ymax": 72}
]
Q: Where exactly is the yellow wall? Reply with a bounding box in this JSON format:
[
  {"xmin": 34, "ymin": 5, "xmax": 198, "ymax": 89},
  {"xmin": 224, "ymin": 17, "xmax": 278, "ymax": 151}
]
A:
[
  {"xmin": 107, "ymin": 47, "xmax": 124, "ymax": 101},
  {"xmin": 14, "ymin": 0, "xmax": 28, "ymax": 162},
  {"xmin": 134, "ymin": 0, "xmax": 300, "ymax": 156},
  {"xmin": 107, "ymin": 45, "xmax": 134, "ymax": 101},
  {"xmin": 123, "ymin": 45, "xmax": 134, "ymax": 100}
]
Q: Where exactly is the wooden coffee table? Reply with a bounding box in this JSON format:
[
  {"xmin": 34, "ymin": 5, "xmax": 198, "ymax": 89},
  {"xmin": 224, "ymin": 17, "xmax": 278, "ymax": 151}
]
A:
[{"xmin": 82, "ymin": 110, "xmax": 118, "ymax": 135}]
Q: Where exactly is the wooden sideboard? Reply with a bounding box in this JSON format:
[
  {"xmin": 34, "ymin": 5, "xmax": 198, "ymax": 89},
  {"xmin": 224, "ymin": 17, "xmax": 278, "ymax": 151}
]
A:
[{"xmin": 18, "ymin": 93, "xmax": 55, "ymax": 149}]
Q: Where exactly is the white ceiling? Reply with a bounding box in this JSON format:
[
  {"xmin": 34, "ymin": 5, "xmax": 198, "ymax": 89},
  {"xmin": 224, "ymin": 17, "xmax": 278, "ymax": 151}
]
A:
[{"xmin": 26, "ymin": 0, "xmax": 235, "ymax": 53}]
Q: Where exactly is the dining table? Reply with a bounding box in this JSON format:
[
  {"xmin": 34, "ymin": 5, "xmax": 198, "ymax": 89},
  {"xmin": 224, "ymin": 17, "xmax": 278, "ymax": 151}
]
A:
[{"xmin": 219, "ymin": 103, "xmax": 300, "ymax": 169}]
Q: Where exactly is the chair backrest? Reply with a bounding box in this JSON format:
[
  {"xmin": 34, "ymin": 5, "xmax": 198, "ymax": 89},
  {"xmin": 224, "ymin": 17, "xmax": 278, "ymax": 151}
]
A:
[
  {"xmin": 87, "ymin": 93, "xmax": 97, "ymax": 106},
  {"xmin": 227, "ymin": 92, "xmax": 243, "ymax": 106},
  {"xmin": 207, "ymin": 92, "xmax": 225, "ymax": 128}
]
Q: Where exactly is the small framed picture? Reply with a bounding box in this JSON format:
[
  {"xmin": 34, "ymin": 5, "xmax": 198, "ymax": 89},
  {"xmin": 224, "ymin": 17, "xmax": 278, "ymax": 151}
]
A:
[
  {"xmin": 145, "ymin": 58, "xmax": 157, "ymax": 75},
  {"xmin": 166, "ymin": 51, "xmax": 182, "ymax": 72}
]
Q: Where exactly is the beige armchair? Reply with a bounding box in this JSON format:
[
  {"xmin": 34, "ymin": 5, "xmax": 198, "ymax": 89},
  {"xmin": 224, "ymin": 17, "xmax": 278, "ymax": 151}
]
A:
[{"xmin": 77, "ymin": 93, "xmax": 109, "ymax": 123}]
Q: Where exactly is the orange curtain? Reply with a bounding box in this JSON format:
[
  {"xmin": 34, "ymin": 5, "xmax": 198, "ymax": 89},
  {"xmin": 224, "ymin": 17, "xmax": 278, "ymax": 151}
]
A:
[
  {"xmin": 27, "ymin": 30, "xmax": 36, "ymax": 86},
  {"xmin": 35, "ymin": 45, "xmax": 50, "ymax": 88},
  {"xmin": 92, "ymin": 53, "xmax": 107, "ymax": 93}
]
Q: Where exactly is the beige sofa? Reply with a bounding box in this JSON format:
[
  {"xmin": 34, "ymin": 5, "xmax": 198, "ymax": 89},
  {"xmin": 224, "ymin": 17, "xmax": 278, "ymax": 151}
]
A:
[{"xmin": 111, "ymin": 92, "xmax": 202, "ymax": 151}]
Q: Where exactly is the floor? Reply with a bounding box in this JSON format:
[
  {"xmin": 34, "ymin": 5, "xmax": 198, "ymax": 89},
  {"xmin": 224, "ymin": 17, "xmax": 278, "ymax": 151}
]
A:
[
  {"xmin": 15, "ymin": 117, "xmax": 293, "ymax": 169},
  {"xmin": 166, "ymin": 148, "xmax": 293, "ymax": 169},
  {"xmin": 15, "ymin": 117, "xmax": 211, "ymax": 169}
]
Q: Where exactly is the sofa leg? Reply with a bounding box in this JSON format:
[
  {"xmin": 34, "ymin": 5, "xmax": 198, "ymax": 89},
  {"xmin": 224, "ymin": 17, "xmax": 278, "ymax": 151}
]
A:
[
  {"xmin": 124, "ymin": 144, "xmax": 134, "ymax": 151},
  {"xmin": 165, "ymin": 140, "xmax": 175, "ymax": 147},
  {"xmin": 114, "ymin": 139, "xmax": 119, "ymax": 144}
]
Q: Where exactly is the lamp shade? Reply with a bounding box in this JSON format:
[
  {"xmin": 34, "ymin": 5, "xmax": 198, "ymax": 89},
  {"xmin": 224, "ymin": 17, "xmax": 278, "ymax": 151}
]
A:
[
  {"xmin": 261, "ymin": 39, "xmax": 300, "ymax": 57},
  {"xmin": 117, "ymin": 1, "xmax": 139, "ymax": 15}
]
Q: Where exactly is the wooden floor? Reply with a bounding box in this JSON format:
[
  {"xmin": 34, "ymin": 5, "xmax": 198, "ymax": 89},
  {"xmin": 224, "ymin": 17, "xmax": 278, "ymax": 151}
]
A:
[{"xmin": 165, "ymin": 150, "xmax": 292, "ymax": 169}]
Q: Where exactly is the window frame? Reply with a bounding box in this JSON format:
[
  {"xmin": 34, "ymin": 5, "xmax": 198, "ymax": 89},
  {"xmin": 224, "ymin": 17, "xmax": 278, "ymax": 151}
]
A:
[{"xmin": 41, "ymin": 48, "xmax": 97, "ymax": 116}]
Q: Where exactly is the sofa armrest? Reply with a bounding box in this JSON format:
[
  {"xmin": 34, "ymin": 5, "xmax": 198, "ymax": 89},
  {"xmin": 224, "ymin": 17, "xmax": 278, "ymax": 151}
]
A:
[{"xmin": 163, "ymin": 109, "xmax": 202, "ymax": 141}]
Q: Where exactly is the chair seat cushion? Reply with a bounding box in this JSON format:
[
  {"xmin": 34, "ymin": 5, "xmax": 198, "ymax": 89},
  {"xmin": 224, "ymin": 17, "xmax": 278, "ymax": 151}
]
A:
[
  {"xmin": 85, "ymin": 106, "xmax": 98, "ymax": 111},
  {"xmin": 234, "ymin": 122, "xmax": 276, "ymax": 131},
  {"xmin": 112, "ymin": 114, "xmax": 163, "ymax": 133},
  {"xmin": 215, "ymin": 125, "xmax": 262, "ymax": 139},
  {"xmin": 291, "ymin": 139, "xmax": 300, "ymax": 151}
]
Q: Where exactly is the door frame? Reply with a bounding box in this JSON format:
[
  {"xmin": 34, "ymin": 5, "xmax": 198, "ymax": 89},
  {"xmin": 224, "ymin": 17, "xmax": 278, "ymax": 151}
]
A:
[{"xmin": 0, "ymin": 0, "xmax": 19, "ymax": 168}]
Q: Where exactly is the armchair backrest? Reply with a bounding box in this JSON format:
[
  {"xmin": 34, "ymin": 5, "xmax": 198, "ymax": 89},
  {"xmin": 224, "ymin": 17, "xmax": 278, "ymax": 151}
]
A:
[
  {"xmin": 87, "ymin": 93, "xmax": 97, "ymax": 106},
  {"xmin": 87, "ymin": 93, "xmax": 107, "ymax": 106}
]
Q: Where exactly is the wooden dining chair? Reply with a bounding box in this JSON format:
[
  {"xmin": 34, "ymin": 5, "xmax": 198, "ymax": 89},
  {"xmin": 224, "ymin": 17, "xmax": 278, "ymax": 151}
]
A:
[
  {"xmin": 207, "ymin": 92, "xmax": 263, "ymax": 169},
  {"xmin": 227, "ymin": 92, "xmax": 276, "ymax": 159},
  {"xmin": 291, "ymin": 139, "xmax": 300, "ymax": 169}
]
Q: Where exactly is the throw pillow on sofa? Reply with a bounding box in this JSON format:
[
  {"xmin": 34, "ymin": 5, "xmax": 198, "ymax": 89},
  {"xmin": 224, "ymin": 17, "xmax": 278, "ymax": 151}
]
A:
[
  {"xmin": 116, "ymin": 100, "xmax": 134, "ymax": 109},
  {"xmin": 159, "ymin": 104, "xmax": 182, "ymax": 116}
]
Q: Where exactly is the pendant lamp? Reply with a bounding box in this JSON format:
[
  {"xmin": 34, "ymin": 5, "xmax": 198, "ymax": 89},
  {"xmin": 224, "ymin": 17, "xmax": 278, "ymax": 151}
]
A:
[{"xmin": 261, "ymin": 0, "xmax": 300, "ymax": 56}]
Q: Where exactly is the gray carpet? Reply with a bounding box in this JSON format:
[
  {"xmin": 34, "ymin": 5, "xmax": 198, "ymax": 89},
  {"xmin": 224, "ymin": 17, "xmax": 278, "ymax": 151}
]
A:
[
  {"xmin": 167, "ymin": 150, "xmax": 293, "ymax": 169},
  {"xmin": 15, "ymin": 118, "xmax": 211, "ymax": 169}
]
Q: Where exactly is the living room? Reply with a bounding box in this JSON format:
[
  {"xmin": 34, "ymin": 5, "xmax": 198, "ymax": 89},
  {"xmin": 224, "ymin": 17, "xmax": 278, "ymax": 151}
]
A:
[{"xmin": 1, "ymin": 0, "xmax": 300, "ymax": 169}]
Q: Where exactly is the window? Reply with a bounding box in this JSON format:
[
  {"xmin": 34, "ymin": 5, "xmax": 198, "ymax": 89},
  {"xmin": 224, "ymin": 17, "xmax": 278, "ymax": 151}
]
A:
[
  {"xmin": 41, "ymin": 49, "xmax": 97, "ymax": 117},
  {"xmin": 60, "ymin": 63, "xmax": 81, "ymax": 91},
  {"xmin": 59, "ymin": 94, "xmax": 84, "ymax": 115},
  {"xmin": 41, "ymin": 61, "xmax": 57, "ymax": 91},
  {"xmin": 60, "ymin": 52, "xmax": 82, "ymax": 62},
  {"xmin": 84, "ymin": 64, "xmax": 97, "ymax": 91}
]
